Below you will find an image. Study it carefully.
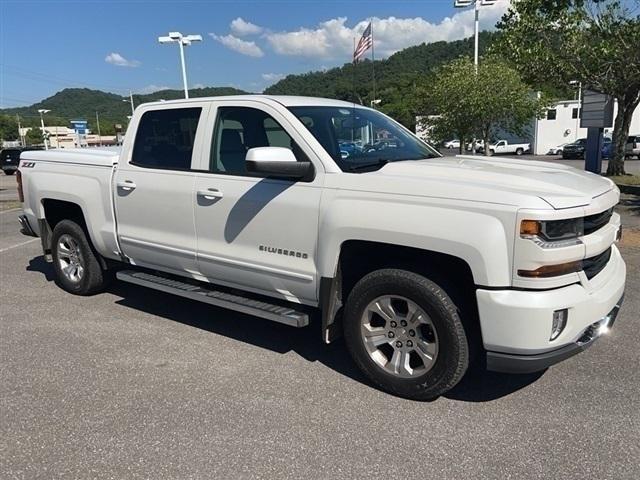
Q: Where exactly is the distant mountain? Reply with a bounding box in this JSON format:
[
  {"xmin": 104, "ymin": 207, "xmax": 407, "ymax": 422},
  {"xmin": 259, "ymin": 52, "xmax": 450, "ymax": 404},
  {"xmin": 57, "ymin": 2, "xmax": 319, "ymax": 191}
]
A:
[
  {"xmin": 265, "ymin": 32, "xmax": 498, "ymax": 128},
  {"xmin": 0, "ymin": 86, "xmax": 247, "ymax": 134}
]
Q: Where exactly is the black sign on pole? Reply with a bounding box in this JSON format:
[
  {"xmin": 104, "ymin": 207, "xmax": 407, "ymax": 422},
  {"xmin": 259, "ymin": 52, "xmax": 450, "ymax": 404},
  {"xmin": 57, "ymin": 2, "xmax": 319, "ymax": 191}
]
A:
[{"xmin": 581, "ymin": 90, "xmax": 614, "ymax": 174}]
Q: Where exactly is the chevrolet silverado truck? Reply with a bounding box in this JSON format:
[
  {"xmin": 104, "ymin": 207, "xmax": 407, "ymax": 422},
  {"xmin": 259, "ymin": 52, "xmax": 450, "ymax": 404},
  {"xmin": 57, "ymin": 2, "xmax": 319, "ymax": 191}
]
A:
[
  {"xmin": 481, "ymin": 139, "xmax": 531, "ymax": 156},
  {"xmin": 16, "ymin": 95, "xmax": 626, "ymax": 400}
]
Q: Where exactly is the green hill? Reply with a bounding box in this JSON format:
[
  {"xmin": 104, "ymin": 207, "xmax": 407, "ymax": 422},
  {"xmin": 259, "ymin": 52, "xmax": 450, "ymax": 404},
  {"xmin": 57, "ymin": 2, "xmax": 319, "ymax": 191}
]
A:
[
  {"xmin": 1, "ymin": 86, "xmax": 247, "ymax": 135},
  {"xmin": 265, "ymin": 32, "xmax": 498, "ymax": 128}
]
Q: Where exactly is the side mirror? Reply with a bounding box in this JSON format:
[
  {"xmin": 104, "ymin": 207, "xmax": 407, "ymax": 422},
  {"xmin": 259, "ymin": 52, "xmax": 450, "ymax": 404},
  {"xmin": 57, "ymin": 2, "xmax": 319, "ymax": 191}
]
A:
[{"xmin": 245, "ymin": 147, "xmax": 313, "ymax": 180}]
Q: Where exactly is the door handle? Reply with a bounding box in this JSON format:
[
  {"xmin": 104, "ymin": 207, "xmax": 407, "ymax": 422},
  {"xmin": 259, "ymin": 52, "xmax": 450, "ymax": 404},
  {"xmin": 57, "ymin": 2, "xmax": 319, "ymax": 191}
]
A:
[
  {"xmin": 197, "ymin": 188, "xmax": 224, "ymax": 200},
  {"xmin": 117, "ymin": 180, "xmax": 137, "ymax": 191}
]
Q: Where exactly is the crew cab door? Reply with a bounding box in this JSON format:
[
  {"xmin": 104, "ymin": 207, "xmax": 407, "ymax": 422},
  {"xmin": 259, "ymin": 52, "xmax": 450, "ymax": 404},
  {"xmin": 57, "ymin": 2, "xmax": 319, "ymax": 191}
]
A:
[
  {"xmin": 192, "ymin": 101, "xmax": 323, "ymax": 305},
  {"xmin": 114, "ymin": 103, "xmax": 210, "ymax": 274}
]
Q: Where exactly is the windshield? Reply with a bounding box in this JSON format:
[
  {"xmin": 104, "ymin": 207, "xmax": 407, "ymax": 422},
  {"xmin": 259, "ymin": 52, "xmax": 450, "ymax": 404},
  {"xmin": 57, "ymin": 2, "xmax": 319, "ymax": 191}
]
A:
[{"xmin": 288, "ymin": 106, "xmax": 440, "ymax": 172}]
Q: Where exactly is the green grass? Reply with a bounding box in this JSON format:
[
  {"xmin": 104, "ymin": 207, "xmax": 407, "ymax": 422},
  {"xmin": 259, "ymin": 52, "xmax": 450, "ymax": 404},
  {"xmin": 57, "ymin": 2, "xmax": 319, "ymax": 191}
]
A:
[{"xmin": 608, "ymin": 175, "xmax": 640, "ymax": 186}]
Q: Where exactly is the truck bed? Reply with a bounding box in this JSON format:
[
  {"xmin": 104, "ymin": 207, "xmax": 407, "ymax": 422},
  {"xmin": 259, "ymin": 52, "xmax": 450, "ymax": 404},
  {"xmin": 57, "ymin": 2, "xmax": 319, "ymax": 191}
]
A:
[{"xmin": 19, "ymin": 148, "xmax": 121, "ymax": 261}]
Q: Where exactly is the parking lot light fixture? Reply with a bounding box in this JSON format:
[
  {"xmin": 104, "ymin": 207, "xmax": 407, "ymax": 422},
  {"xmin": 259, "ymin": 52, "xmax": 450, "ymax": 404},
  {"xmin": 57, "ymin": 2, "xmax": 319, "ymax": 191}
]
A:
[
  {"xmin": 158, "ymin": 31, "xmax": 202, "ymax": 99},
  {"xmin": 38, "ymin": 109, "xmax": 50, "ymax": 150}
]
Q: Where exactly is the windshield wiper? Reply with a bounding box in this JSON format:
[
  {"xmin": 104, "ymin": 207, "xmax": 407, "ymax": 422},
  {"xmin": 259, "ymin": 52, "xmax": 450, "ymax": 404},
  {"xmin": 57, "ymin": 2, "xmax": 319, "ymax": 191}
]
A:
[{"xmin": 345, "ymin": 159, "xmax": 390, "ymax": 172}]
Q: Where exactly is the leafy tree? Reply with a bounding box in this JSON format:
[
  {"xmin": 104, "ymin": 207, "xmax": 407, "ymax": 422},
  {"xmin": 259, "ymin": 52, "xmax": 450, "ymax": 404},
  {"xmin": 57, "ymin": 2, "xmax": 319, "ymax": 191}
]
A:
[
  {"xmin": 265, "ymin": 32, "xmax": 499, "ymax": 129},
  {"xmin": 25, "ymin": 127, "xmax": 44, "ymax": 146},
  {"xmin": 0, "ymin": 114, "xmax": 19, "ymax": 142},
  {"xmin": 496, "ymin": 0, "xmax": 640, "ymax": 175},
  {"xmin": 416, "ymin": 56, "xmax": 548, "ymax": 154}
]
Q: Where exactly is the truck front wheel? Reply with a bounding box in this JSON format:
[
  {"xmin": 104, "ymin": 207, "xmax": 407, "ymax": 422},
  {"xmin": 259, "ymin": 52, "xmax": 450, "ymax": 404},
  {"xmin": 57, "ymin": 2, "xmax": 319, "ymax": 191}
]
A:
[
  {"xmin": 51, "ymin": 219, "xmax": 108, "ymax": 295},
  {"xmin": 343, "ymin": 269, "xmax": 469, "ymax": 400}
]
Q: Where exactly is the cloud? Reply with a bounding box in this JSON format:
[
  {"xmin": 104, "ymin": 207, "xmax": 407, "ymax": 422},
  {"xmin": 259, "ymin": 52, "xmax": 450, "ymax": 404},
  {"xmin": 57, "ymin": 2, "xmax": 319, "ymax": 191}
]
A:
[
  {"xmin": 261, "ymin": 73, "xmax": 286, "ymax": 83},
  {"xmin": 137, "ymin": 84, "xmax": 171, "ymax": 94},
  {"xmin": 192, "ymin": 83, "xmax": 206, "ymax": 89},
  {"xmin": 210, "ymin": 33, "xmax": 264, "ymax": 57},
  {"xmin": 105, "ymin": 52, "xmax": 140, "ymax": 67},
  {"xmin": 265, "ymin": 2, "xmax": 509, "ymax": 59},
  {"xmin": 230, "ymin": 17, "xmax": 263, "ymax": 36}
]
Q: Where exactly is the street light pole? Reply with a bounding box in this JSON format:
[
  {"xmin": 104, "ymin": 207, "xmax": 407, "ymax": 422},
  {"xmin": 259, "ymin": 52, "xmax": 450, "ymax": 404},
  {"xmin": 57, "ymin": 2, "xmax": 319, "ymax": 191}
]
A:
[
  {"xmin": 453, "ymin": 0, "xmax": 497, "ymax": 154},
  {"xmin": 178, "ymin": 40, "xmax": 189, "ymax": 98},
  {"xmin": 38, "ymin": 109, "xmax": 50, "ymax": 150},
  {"xmin": 158, "ymin": 32, "xmax": 202, "ymax": 99}
]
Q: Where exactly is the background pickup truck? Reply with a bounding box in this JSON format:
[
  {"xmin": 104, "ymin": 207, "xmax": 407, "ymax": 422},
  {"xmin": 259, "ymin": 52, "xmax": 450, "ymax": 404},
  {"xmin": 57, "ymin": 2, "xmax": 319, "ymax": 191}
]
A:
[
  {"xmin": 17, "ymin": 95, "xmax": 626, "ymax": 400},
  {"xmin": 481, "ymin": 139, "xmax": 530, "ymax": 155}
]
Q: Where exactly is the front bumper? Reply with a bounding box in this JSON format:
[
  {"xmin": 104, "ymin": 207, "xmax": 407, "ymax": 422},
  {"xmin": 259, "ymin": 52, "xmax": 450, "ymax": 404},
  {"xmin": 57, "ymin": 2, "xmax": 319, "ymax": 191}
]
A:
[
  {"xmin": 486, "ymin": 294, "xmax": 623, "ymax": 373},
  {"xmin": 477, "ymin": 245, "xmax": 626, "ymax": 372}
]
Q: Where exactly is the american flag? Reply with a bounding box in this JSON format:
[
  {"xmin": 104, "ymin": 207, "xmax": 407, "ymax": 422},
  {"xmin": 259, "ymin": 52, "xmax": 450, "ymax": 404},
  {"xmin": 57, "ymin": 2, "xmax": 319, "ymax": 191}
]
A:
[{"xmin": 353, "ymin": 22, "xmax": 373, "ymax": 63}]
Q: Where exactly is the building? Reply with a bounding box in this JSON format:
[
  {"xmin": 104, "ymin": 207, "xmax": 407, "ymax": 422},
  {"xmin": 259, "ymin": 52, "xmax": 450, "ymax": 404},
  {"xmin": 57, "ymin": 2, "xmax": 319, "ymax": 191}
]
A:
[
  {"xmin": 415, "ymin": 98, "xmax": 640, "ymax": 155},
  {"xmin": 533, "ymin": 99, "xmax": 640, "ymax": 154},
  {"xmin": 18, "ymin": 126, "xmax": 117, "ymax": 149}
]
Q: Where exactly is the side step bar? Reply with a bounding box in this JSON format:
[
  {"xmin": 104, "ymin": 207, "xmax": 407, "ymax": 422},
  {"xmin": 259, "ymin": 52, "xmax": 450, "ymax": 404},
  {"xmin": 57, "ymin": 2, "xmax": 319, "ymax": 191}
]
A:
[{"xmin": 116, "ymin": 270, "xmax": 309, "ymax": 328}]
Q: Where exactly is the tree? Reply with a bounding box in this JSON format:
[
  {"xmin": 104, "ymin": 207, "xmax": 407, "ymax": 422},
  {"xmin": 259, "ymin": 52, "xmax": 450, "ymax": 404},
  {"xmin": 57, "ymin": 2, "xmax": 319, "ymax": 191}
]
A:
[
  {"xmin": 25, "ymin": 127, "xmax": 44, "ymax": 146},
  {"xmin": 416, "ymin": 56, "xmax": 548, "ymax": 154},
  {"xmin": 496, "ymin": 0, "xmax": 640, "ymax": 175},
  {"xmin": 0, "ymin": 114, "xmax": 19, "ymax": 142}
]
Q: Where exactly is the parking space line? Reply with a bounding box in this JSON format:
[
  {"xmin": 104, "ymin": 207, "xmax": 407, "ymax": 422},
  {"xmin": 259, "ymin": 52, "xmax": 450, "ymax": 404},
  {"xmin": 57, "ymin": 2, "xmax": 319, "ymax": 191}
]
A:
[
  {"xmin": 0, "ymin": 238, "xmax": 39, "ymax": 253},
  {"xmin": 0, "ymin": 208, "xmax": 21, "ymax": 215}
]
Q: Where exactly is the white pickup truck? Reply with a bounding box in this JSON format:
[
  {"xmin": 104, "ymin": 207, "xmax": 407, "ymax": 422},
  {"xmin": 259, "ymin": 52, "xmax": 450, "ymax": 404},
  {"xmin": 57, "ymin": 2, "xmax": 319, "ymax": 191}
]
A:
[
  {"xmin": 17, "ymin": 95, "xmax": 625, "ymax": 400},
  {"xmin": 483, "ymin": 139, "xmax": 531, "ymax": 156}
]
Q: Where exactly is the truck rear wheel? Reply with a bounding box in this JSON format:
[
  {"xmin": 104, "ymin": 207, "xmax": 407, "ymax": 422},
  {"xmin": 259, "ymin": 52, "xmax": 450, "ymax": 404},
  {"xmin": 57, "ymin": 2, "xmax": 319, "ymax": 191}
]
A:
[
  {"xmin": 343, "ymin": 269, "xmax": 469, "ymax": 400},
  {"xmin": 51, "ymin": 220, "xmax": 108, "ymax": 295},
  {"xmin": 515, "ymin": 148, "xmax": 524, "ymax": 155}
]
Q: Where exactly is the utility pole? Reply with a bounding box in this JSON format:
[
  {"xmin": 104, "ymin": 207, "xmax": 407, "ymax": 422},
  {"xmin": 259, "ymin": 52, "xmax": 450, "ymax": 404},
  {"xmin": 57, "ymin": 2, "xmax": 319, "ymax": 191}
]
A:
[
  {"xmin": 123, "ymin": 92, "xmax": 135, "ymax": 116},
  {"xmin": 95, "ymin": 111, "xmax": 102, "ymax": 147},
  {"xmin": 16, "ymin": 114, "xmax": 24, "ymax": 146}
]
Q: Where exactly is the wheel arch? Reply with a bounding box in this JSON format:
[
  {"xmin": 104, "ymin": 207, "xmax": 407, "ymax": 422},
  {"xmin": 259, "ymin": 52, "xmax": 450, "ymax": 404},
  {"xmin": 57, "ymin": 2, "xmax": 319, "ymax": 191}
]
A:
[
  {"xmin": 320, "ymin": 240, "xmax": 481, "ymax": 345},
  {"xmin": 40, "ymin": 198, "xmax": 107, "ymax": 269}
]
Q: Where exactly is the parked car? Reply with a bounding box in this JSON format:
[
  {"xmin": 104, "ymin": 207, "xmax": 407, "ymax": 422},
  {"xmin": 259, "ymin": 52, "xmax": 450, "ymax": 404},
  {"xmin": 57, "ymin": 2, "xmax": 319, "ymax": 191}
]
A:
[
  {"xmin": 443, "ymin": 139, "xmax": 460, "ymax": 149},
  {"xmin": 465, "ymin": 139, "xmax": 484, "ymax": 151},
  {"xmin": 1, "ymin": 148, "xmax": 21, "ymax": 175},
  {"xmin": 17, "ymin": 95, "xmax": 626, "ymax": 401},
  {"xmin": 548, "ymin": 143, "xmax": 567, "ymax": 155},
  {"xmin": 485, "ymin": 140, "xmax": 530, "ymax": 156},
  {"xmin": 626, "ymin": 134, "xmax": 640, "ymax": 158},
  {"xmin": 562, "ymin": 138, "xmax": 588, "ymax": 159}
]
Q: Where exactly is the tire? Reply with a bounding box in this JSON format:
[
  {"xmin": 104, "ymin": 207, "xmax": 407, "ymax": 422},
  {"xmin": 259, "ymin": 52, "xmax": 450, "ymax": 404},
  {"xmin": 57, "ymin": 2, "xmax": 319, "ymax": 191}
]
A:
[
  {"xmin": 4, "ymin": 170, "xmax": 15, "ymax": 175},
  {"xmin": 515, "ymin": 148, "xmax": 524, "ymax": 155},
  {"xmin": 343, "ymin": 269, "xmax": 470, "ymax": 400},
  {"xmin": 51, "ymin": 219, "xmax": 108, "ymax": 295}
]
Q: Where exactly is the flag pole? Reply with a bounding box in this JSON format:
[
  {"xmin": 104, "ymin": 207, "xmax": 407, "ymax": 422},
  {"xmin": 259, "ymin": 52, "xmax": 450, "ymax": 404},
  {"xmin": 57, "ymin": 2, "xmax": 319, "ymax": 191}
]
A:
[
  {"xmin": 352, "ymin": 36, "xmax": 356, "ymax": 141},
  {"xmin": 371, "ymin": 18, "xmax": 376, "ymax": 109}
]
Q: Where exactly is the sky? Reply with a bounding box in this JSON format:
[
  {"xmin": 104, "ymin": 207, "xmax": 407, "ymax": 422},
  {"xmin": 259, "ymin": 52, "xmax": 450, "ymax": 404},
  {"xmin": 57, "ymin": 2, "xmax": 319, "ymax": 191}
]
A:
[{"xmin": 0, "ymin": 0, "xmax": 513, "ymax": 108}]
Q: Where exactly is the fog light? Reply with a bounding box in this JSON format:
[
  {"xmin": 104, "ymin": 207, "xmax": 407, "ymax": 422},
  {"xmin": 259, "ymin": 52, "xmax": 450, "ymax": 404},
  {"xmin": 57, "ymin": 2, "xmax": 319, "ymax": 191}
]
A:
[{"xmin": 551, "ymin": 309, "xmax": 568, "ymax": 340}]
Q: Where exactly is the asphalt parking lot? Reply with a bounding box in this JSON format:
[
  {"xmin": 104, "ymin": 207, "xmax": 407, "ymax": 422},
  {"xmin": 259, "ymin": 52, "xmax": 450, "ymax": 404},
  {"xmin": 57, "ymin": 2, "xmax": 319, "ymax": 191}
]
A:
[{"xmin": 1, "ymin": 173, "xmax": 639, "ymax": 479}]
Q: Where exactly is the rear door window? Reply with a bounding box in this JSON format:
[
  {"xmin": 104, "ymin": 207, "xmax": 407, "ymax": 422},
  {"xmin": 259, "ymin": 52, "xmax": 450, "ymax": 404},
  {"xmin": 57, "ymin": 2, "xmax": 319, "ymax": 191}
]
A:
[{"xmin": 131, "ymin": 107, "xmax": 202, "ymax": 170}]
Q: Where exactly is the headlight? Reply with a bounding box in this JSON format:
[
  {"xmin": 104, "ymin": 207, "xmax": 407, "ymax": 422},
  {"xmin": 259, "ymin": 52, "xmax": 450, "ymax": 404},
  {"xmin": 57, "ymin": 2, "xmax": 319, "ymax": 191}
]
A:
[{"xmin": 520, "ymin": 218, "xmax": 584, "ymax": 247}]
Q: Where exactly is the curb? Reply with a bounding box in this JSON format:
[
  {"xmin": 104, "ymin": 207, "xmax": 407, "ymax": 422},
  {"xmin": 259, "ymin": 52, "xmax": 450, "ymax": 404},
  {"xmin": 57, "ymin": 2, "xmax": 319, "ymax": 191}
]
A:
[{"xmin": 616, "ymin": 184, "xmax": 640, "ymax": 195}]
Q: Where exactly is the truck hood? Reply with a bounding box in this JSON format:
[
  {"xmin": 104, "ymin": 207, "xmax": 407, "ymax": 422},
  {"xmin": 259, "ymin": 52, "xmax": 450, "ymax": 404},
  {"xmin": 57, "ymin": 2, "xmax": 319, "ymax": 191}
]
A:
[{"xmin": 368, "ymin": 155, "xmax": 615, "ymax": 209}]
